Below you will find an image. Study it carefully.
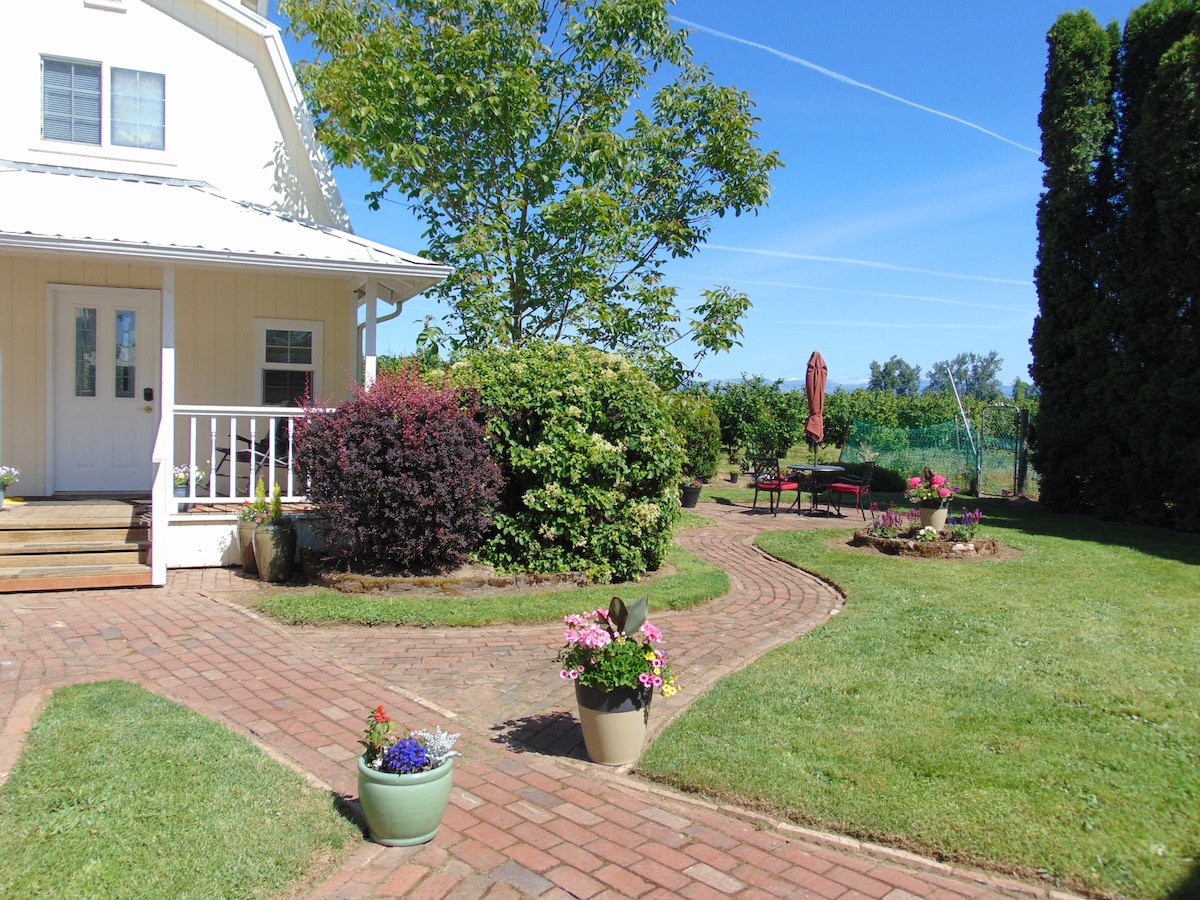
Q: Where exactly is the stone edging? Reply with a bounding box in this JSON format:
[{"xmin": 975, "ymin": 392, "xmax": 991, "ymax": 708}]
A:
[{"xmin": 850, "ymin": 528, "xmax": 999, "ymax": 558}]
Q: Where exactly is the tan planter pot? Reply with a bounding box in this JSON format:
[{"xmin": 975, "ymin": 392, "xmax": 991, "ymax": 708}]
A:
[
  {"xmin": 575, "ymin": 683, "xmax": 652, "ymax": 766},
  {"xmin": 919, "ymin": 504, "xmax": 949, "ymax": 530},
  {"xmin": 237, "ymin": 520, "xmax": 259, "ymax": 576},
  {"xmin": 252, "ymin": 520, "xmax": 296, "ymax": 583}
]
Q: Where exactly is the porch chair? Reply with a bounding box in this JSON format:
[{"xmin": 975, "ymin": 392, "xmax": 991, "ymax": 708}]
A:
[
  {"xmin": 828, "ymin": 460, "xmax": 875, "ymax": 519},
  {"xmin": 749, "ymin": 456, "xmax": 800, "ymax": 515},
  {"xmin": 212, "ymin": 417, "xmax": 293, "ymax": 498}
]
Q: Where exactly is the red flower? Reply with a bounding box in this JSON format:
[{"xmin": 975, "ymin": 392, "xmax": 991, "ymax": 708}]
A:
[{"xmin": 373, "ymin": 705, "xmax": 390, "ymax": 723}]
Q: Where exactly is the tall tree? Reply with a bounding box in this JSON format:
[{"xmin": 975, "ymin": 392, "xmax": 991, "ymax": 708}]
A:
[
  {"xmin": 867, "ymin": 355, "xmax": 921, "ymax": 396},
  {"xmin": 925, "ymin": 352, "xmax": 1004, "ymax": 402},
  {"xmin": 1031, "ymin": 1, "xmax": 1200, "ymax": 529},
  {"xmin": 1116, "ymin": 1, "xmax": 1200, "ymax": 525},
  {"xmin": 282, "ymin": 0, "xmax": 780, "ymax": 384},
  {"xmin": 1029, "ymin": 10, "xmax": 1119, "ymax": 514}
]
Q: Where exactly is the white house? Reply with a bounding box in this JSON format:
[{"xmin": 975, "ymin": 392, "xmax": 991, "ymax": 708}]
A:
[{"xmin": 0, "ymin": 0, "xmax": 451, "ymax": 584}]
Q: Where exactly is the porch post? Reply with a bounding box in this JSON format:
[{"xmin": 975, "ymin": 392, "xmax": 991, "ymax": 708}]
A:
[
  {"xmin": 364, "ymin": 278, "xmax": 378, "ymax": 388},
  {"xmin": 150, "ymin": 263, "xmax": 176, "ymax": 586}
]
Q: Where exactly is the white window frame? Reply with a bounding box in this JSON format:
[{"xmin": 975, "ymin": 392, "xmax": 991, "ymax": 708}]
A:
[
  {"xmin": 40, "ymin": 55, "xmax": 166, "ymax": 153},
  {"xmin": 42, "ymin": 57, "xmax": 102, "ymax": 145},
  {"xmin": 255, "ymin": 318, "xmax": 323, "ymax": 406}
]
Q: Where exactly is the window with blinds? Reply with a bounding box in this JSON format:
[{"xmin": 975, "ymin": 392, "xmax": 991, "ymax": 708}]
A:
[{"xmin": 42, "ymin": 58, "xmax": 101, "ymax": 144}]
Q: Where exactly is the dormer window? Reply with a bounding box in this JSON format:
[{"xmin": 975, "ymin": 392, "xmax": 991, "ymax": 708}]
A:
[
  {"xmin": 42, "ymin": 59, "xmax": 101, "ymax": 144},
  {"xmin": 111, "ymin": 68, "xmax": 165, "ymax": 149},
  {"xmin": 41, "ymin": 57, "xmax": 165, "ymax": 150}
]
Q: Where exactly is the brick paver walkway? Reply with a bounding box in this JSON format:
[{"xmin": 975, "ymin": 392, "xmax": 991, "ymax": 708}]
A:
[{"xmin": 0, "ymin": 501, "xmax": 1080, "ymax": 900}]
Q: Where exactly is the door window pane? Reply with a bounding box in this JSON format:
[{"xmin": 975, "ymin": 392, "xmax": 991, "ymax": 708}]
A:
[
  {"xmin": 111, "ymin": 68, "xmax": 165, "ymax": 150},
  {"xmin": 114, "ymin": 309, "xmax": 136, "ymax": 398},
  {"xmin": 43, "ymin": 59, "xmax": 101, "ymax": 144},
  {"xmin": 75, "ymin": 307, "xmax": 97, "ymax": 397}
]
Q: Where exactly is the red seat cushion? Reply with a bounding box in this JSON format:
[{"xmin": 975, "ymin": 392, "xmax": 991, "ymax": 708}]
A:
[
  {"xmin": 757, "ymin": 479, "xmax": 799, "ymax": 491},
  {"xmin": 829, "ymin": 483, "xmax": 864, "ymax": 493}
]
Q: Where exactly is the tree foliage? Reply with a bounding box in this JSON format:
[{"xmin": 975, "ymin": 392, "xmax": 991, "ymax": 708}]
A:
[
  {"xmin": 925, "ymin": 352, "xmax": 1004, "ymax": 402},
  {"xmin": 709, "ymin": 376, "xmax": 806, "ymax": 462},
  {"xmin": 283, "ymin": 0, "xmax": 780, "ymax": 383},
  {"xmin": 1032, "ymin": 1, "xmax": 1200, "ymax": 528},
  {"xmin": 867, "ymin": 355, "xmax": 921, "ymax": 396}
]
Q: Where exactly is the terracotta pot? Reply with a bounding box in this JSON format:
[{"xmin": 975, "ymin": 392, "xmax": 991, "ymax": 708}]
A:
[{"xmin": 575, "ymin": 683, "xmax": 652, "ymax": 766}]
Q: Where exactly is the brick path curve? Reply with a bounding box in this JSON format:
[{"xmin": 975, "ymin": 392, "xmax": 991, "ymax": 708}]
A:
[{"xmin": 0, "ymin": 501, "xmax": 1078, "ymax": 900}]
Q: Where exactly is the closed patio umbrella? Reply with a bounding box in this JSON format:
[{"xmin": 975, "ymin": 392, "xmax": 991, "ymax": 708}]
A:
[{"xmin": 804, "ymin": 351, "xmax": 827, "ymax": 463}]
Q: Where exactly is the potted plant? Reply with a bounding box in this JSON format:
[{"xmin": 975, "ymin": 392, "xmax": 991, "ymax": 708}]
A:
[
  {"xmin": 903, "ymin": 467, "xmax": 958, "ymax": 530},
  {"xmin": 236, "ymin": 479, "xmax": 269, "ymax": 576},
  {"xmin": 251, "ymin": 481, "xmax": 295, "ymax": 583},
  {"xmin": 357, "ymin": 705, "xmax": 460, "ymax": 846},
  {"xmin": 172, "ymin": 464, "xmax": 206, "ymax": 509},
  {"xmin": 680, "ymin": 477, "xmax": 703, "ymax": 509},
  {"xmin": 557, "ymin": 596, "xmax": 678, "ymax": 766},
  {"xmin": 0, "ymin": 465, "xmax": 18, "ymax": 506}
]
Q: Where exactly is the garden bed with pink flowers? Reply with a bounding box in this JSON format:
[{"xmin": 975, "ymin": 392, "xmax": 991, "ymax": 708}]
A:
[{"xmin": 850, "ymin": 529, "xmax": 1000, "ymax": 559}]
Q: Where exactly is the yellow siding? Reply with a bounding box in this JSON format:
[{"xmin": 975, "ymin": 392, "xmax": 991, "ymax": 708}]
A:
[{"xmin": 0, "ymin": 252, "xmax": 357, "ymax": 495}]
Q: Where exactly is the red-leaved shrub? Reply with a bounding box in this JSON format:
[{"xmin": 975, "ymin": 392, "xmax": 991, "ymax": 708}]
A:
[{"xmin": 294, "ymin": 368, "xmax": 502, "ymax": 573}]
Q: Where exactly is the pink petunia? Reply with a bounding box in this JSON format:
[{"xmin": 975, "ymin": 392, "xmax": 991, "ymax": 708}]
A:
[
  {"xmin": 639, "ymin": 673, "xmax": 653, "ymax": 686},
  {"xmin": 651, "ymin": 675, "xmax": 664, "ymax": 687}
]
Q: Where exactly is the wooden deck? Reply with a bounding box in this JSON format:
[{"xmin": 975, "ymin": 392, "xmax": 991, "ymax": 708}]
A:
[{"xmin": 0, "ymin": 498, "xmax": 152, "ymax": 592}]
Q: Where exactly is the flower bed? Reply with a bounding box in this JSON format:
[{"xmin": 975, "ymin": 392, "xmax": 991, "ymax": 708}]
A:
[{"xmin": 851, "ymin": 528, "xmax": 999, "ymax": 559}]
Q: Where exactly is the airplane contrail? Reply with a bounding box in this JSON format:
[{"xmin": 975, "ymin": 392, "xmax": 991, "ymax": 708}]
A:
[
  {"xmin": 705, "ymin": 244, "xmax": 1033, "ymax": 286},
  {"xmin": 673, "ymin": 16, "xmax": 1039, "ymax": 155}
]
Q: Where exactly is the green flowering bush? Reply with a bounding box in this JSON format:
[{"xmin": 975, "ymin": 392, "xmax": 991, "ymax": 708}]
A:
[{"xmin": 452, "ymin": 343, "xmax": 683, "ymax": 582}]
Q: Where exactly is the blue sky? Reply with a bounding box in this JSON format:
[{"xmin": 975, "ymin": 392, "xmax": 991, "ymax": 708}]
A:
[{"xmin": 271, "ymin": 1, "xmax": 1144, "ymax": 389}]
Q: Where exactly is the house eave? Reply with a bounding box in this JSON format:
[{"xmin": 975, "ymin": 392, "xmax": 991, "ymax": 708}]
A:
[{"xmin": 0, "ymin": 233, "xmax": 451, "ymax": 298}]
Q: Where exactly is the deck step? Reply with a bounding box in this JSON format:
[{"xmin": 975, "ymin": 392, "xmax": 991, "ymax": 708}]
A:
[
  {"xmin": 0, "ymin": 564, "xmax": 154, "ymax": 593},
  {"xmin": 0, "ymin": 547, "xmax": 146, "ymax": 568},
  {"xmin": 0, "ymin": 527, "xmax": 148, "ymax": 544},
  {"xmin": 0, "ymin": 500, "xmax": 152, "ymax": 591}
]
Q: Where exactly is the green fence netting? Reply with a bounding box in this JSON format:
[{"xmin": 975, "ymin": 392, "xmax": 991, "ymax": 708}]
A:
[{"xmin": 839, "ymin": 419, "xmax": 976, "ymax": 488}]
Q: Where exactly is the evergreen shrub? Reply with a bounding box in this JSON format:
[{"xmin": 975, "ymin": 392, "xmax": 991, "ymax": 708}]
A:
[
  {"xmin": 453, "ymin": 343, "xmax": 683, "ymax": 583},
  {"xmin": 294, "ymin": 367, "xmax": 501, "ymax": 573}
]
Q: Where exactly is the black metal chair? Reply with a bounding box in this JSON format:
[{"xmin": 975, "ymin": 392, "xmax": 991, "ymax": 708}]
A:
[
  {"xmin": 749, "ymin": 457, "xmax": 800, "ymax": 515},
  {"xmin": 828, "ymin": 461, "xmax": 875, "ymax": 519},
  {"xmin": 212, "ymin": 417, "xmax": 292, "ymax": 497}
]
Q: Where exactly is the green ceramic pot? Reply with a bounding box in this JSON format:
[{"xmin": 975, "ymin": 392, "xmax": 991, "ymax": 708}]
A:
[{"xmin": 357, "ymin": 756, "xmax": 455, "ymax": 846}]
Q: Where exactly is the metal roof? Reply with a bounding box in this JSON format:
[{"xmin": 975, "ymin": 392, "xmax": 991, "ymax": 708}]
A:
[{"xmin": 0, "ymin": 162, "xmax": 451, "ymax": 300}]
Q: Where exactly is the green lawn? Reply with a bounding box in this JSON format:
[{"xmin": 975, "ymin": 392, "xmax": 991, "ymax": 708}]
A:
[
  {"xmin": 0, "ymin": 681, "xmax": 358, "ymax": 899},
  {"xmin": 255, "ymin": 514, "xmax": 727, "ymax": 626},
  {"xmin": 638, "ymin": 501, "xmax": 1200, "ymax": 900}
]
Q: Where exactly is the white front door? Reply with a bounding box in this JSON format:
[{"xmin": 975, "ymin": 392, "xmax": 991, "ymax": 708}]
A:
[{"xmin": 52, "ymin": 286, "xmax": 161, "ymax": 493}]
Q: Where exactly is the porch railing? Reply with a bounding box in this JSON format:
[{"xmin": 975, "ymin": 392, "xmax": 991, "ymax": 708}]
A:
[{"xmin": 172, "ymin": 405, "xmax": 312, "ymax": 505}]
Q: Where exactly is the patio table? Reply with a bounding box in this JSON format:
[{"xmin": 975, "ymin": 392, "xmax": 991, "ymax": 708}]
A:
[{"xmin": 786, "ymin": 464, "xmax": 845, "ymax": 515}]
